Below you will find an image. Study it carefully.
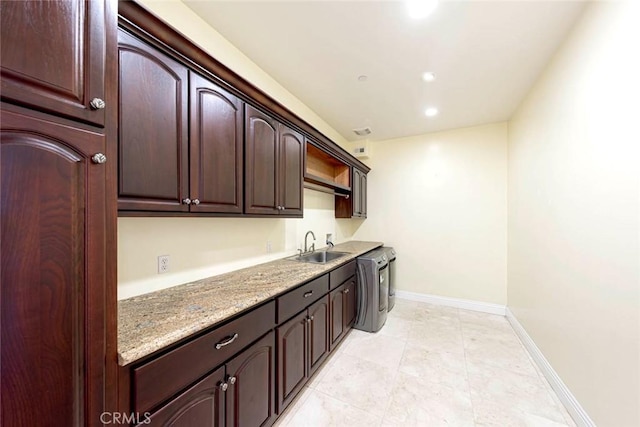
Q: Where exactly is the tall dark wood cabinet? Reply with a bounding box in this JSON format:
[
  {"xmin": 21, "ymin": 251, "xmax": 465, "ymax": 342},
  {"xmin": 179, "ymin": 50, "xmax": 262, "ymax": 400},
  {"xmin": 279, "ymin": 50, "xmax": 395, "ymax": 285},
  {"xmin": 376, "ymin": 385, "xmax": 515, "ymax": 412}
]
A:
[
  {"xmin": 0, "ymin": 1, "xmax": 118, "ymax": 426},
  {"xmin": 245, "ymin": 105, "xmax": 303, "ymax": 216}
]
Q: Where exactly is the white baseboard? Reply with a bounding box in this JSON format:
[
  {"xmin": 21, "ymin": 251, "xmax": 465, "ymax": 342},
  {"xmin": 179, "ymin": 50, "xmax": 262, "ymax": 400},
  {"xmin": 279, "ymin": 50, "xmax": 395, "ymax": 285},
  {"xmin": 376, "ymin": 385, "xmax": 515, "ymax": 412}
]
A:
[
  {"xmin": 395, "ymin": 290, "xmax": 506, "ymax": 316},
  {"xmin": 506, "ymin": 308, "xmax": 595, "ymax": 427}
]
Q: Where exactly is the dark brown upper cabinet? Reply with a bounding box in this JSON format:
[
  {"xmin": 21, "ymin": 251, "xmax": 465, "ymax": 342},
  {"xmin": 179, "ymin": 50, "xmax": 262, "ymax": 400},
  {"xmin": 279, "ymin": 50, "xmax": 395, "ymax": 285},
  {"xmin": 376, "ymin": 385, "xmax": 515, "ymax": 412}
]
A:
[
  {"xmin": 0, "ymin": 0, "xmax": 107, "ymax": 127},
  {"xmin": 189, "ymin": 71, "xmax": 243, "ymax": 214},
  {"xmin": 335, "ymin": 167, "xmax": 368, "ymax": 218},
  {"xmin": 117, "ymin": 29, "xmax": 243, "ymax": 214},
  {"xmin": 117, "ymin": 29, "xmax": 189, "ymax": 212},
  {"xmin": 245, "ymin": 105, "xmax": 303, "ymax": 216}
]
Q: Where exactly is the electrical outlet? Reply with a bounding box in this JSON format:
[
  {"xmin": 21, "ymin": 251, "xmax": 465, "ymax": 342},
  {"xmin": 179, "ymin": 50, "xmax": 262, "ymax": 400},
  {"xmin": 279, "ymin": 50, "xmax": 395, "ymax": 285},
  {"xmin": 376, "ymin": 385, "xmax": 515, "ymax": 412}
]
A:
[
  {"xmin": 158, "ymin": 255, "xmax": 170, "ymax": 274},
  {"xmin": 266, "ymin": 241, "xmax": 272, "ymax": 253},
  {"xmin": 326, "ymin": 233, "xmax": 333, "ymax": 244}
]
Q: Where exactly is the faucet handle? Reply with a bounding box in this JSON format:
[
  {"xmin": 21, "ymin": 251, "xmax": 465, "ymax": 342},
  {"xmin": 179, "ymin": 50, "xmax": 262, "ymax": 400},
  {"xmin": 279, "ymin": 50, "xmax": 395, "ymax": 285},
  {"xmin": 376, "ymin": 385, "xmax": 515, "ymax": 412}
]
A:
[{"xmin": 310, "ymin": 243, "xmax": 315, "ymax": 253}]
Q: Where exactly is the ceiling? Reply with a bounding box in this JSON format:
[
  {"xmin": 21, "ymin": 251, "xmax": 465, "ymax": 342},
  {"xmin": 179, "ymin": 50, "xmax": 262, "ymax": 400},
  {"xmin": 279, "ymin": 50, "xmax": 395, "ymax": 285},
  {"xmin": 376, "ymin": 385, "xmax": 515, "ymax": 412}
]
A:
[{"xmin": 183, "ymin": 0, "xmax": 586, "ymax": 142}]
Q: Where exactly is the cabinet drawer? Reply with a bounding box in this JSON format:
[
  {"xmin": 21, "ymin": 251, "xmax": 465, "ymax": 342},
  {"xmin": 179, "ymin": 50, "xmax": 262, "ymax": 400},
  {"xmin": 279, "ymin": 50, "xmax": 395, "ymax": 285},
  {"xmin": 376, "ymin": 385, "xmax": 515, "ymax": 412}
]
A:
[
  {"xmin": 277, "ymin": 274, "xmax": 329, "ymax": 323},
  {"xmin": 133, "ymin": 301, "xmax": 275, "ymax": 413},
  {"xmin": 329, "ymin": 260, "xmax": 356, "ymax": 290}
]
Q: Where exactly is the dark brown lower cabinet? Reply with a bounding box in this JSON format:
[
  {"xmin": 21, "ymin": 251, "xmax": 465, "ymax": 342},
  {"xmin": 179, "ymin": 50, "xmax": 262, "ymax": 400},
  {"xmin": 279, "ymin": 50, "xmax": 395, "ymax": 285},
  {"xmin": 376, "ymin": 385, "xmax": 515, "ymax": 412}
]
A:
[
  {"xmin": 144, "ymin": 366, "xmax": 225, "ymax": 427},
  {"xmin": 277, "ymin": 296, "xmax": 329, "ymax": 412},
  {"xmin": 226, "ymin": 332, "xmax": 276, "ymax": 427},
  {"xmin": 329, "ymin": 276, "xmax": 357, "ymax": 351},
  {"xmin": 144, "ymin": 332, "xmax": 276, "ymax": 427}
]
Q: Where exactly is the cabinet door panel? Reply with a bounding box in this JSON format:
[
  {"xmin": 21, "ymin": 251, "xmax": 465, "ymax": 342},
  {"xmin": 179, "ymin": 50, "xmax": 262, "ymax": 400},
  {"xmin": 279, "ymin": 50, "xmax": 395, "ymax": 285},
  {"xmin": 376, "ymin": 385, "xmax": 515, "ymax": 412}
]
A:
[
  {"xmin": 279, "ymin": 124, "xmax": 303, "ymax": 215},
  {"xmin": 360, "ymin": 171, "xmax": 367, "ymax": 218},
  {"xmin": 344, "ymin": 278, "xmax": 357, "ymax": 329},
  {"xmin": 146, "ymin": 366, "xmax": 225, "ymax": 427},
  {"xmin": 245, "ymin": 105, "xmax": 278, "ymax": 214},
  {"xmin": 226, "ymin": 332, "xmax": 276, "ymax": 427},
  {"xmin": 190, "ymin": 72, "xmax": 243, "ymax": 213},
  {"xmin": 117, "ymin": 29, "xmax": 189, "ymax": 211},
  {"xmin": 308, "ymin": 296, "xmax": 329, "ymax": 378},
  {"xmin": 329, "ymin": 286, "xmax": 345, "ymax": 351},
  {"xmin": 277, "ymin": 311, "xmax": 308, "ymax": 412},
  {"xmin": 0, "ymin": 0, "xmax": 106, "ymax": 126},
  {"xmin": 353, "ymin": 168, "xmax": 362, "ymax": 216},
  {"xmin": 1, "ymin": 109, "xmax": 106, "ymax": 426}
]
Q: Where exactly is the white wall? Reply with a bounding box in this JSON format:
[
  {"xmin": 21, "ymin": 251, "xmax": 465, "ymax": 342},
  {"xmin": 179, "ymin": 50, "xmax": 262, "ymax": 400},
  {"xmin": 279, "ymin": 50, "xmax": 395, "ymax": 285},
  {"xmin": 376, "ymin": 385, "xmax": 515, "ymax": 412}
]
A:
[
  {"xmin": 508, "ymin": 2, "xmax": 640, "ymax": 426},
  {"xmin": 352, "ymin": 122, "xmax": 508, "ymax": 305},
  {"xmin": 118, "ymin": 189, "xmax": 354, "ymax": 299}
]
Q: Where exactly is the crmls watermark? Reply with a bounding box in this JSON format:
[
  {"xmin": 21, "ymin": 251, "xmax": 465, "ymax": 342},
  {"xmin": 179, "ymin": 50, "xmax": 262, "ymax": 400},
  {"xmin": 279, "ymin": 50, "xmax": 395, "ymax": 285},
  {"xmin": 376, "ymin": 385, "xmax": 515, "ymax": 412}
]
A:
[{"xmin": 100, "ymin": 412, "xmax": 152, "ymax": 425}]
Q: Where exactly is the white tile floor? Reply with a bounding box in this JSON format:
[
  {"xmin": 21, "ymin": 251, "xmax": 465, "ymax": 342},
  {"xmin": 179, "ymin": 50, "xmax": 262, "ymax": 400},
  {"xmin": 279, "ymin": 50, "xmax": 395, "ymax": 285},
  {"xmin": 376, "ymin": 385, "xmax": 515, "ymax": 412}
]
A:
[{"xmin": 275, "ymin": 298, "xmax": 576, "ymax": 427}]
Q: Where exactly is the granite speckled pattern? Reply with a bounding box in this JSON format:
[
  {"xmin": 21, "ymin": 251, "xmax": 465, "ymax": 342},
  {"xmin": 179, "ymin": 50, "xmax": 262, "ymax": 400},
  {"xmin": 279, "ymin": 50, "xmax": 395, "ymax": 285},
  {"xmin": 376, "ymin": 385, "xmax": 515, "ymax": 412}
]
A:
[{"xmin": 118, "ymin": 241, "xmax": 382, "ymax": 366}]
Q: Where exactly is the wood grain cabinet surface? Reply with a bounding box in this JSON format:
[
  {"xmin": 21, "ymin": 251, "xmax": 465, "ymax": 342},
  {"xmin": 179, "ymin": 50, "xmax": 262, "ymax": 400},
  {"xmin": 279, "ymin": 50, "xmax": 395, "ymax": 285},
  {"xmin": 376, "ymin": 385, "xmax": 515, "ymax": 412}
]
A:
[
  {"xmin": 276, "ymin": 296, "xmax": 329, "ymax": 413},
  {"xmin": 117, "ymin": 30, "xmax": 243, "ymax": 214},
  {"xmin": 1, "ymin": 1, "xmax": 117, "ymax": 426},
  {"xmin": 143, "ymin": 332, "xmax": 276, "ymax": 427},
  {"xmin": 0, "ymin": 0, "xmax": 107, "ymax": 126},
  {"xmin": 245, "ymin": 105, "xmax": 303, "ymax": 217}
]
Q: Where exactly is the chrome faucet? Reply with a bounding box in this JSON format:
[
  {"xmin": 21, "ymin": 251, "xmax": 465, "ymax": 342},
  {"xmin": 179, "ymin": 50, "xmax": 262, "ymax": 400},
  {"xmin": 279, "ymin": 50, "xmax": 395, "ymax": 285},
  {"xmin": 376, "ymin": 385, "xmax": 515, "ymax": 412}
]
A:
[{"xmin": 304, "ymin": 230, "xmax": 316, "ymax": 253}]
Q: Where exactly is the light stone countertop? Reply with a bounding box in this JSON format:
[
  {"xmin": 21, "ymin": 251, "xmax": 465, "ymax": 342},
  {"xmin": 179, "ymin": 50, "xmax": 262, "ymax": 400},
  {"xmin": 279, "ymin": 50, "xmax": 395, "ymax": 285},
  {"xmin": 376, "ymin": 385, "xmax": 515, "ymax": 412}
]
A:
[{"xmin": 118, "ymin": 240, "xmax": 383, "ymax": 366}]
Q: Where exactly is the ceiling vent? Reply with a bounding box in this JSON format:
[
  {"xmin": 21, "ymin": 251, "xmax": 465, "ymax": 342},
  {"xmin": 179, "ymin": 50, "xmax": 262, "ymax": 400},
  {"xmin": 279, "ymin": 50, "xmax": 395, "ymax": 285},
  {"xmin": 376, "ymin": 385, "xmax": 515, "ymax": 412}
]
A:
[
  {"xmin": 351, "ymin": 139, "xmax": 370, "ymax": 159},
  {"xmin": 352, "ymin": 127, "xmax": 372, "ymax": 137}
]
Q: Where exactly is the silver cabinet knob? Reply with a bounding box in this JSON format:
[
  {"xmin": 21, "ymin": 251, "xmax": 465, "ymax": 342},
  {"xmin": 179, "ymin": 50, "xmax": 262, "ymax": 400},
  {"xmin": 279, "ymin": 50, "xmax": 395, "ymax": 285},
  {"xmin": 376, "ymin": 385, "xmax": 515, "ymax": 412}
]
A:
[
  {"xmin": 192, "ymin": 199, "xmax": 200, "ymax": 205},
  {"xmin": 343, "ymin": 288, "xmax": 350, "ymax": 294},
  {"xmin": 182, "ymin": 198, "xmax": 192, "ymax": 205},
  {"xmin": 91, "ymin": 153, "xmax": 107, "ymax": 164},
  {"xmin": 219, "ymin": 381, "xmax": 228, "ymax": 392},
  {"xmin": 89, "ymin": 98, "xmax": 106, "ymax": 110},
  {"xmin": 310, "ymin": 315, "xmax": 314, "ymax": 321},
  {"xmin": 228, "ymin": 376, "xmax": 236, "ymax": 385}
]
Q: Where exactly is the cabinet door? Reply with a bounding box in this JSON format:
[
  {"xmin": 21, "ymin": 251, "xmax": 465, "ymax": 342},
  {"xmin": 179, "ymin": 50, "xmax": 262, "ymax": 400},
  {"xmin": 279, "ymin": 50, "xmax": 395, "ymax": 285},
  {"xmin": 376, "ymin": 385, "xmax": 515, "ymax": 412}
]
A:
[
  {"xmin": 329, "ymin": 285, "xmax": 346, "ymax": 351},
  {"xmin": 343, "ymin": 277, "xmax": 357, "ymax": 329},
  {"xmin": 189, "ymin": 72, "xmax": 243, "ymax": 214},
  {"xmin": 360, "ymin": 171, "xmax": 367, "ymax": 218},
  {"xmin": 276, "ymin": 311, "xmax": 308, "ymax": 412},
  {"xmin": 1, "ymin": 109, "xmax": 107, "ymax": 426},
  {"xmin": 278, "ymin": 124, "xmax": 303, "ymax": 216},
  {"xmin": 226, "ymin": 332, "xmax": 276, "ymax": 427},
  {"xmin": 245, "ymin": 105, "xmax": 279, "ymax": 214},
  {"xmin": 0, "ymin": 0, "xmax": 107, "ymax": 126},
  {"xmin": 308, "ymin": 296, "xmax": 330, "ymax": 378},
  {"xmin": 117, "ymin": 29, "xmax": 189, "ymax": 212},
  {"xmin": 352, "ymin": 168, "xmax": 362, "ymax": 216},
  {"xmin": 145, "ymin": 366, "xmax": 225, "ymax": 427}
]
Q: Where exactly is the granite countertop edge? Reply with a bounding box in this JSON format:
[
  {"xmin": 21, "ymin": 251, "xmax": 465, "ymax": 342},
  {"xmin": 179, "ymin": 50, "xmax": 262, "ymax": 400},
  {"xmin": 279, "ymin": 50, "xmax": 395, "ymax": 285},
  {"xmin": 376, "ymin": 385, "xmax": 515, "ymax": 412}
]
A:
[{"xmin": 118, "ymin": 240, "xmax": 383, "ymax": 366}]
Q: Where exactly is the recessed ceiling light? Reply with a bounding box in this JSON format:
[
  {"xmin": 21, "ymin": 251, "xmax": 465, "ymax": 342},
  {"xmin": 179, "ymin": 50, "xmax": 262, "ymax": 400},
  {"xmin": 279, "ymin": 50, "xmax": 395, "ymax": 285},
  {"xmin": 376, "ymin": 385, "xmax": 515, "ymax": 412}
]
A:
[
  {"xmin": 422, "ymin": 72, "xmax": 436, "ymax": 82},
  {"xmin": 357, "ymin": 75, "xmax": 368, "ymax": 82},
  {"xmin": 406, "ymin": 0, "xmax": 438, "ymax": 20},
  {"xmin": 425, "ymin": 107, "xmax": 439, "ymax": 117}
]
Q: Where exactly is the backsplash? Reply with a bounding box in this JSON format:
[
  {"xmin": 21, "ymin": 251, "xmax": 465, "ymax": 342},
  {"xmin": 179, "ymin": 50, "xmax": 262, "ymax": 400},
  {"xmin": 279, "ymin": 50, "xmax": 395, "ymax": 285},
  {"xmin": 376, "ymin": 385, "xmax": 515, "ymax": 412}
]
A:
[{"xmin": 117, "ymin": 189, "xmax": 357, "ymax": 299}]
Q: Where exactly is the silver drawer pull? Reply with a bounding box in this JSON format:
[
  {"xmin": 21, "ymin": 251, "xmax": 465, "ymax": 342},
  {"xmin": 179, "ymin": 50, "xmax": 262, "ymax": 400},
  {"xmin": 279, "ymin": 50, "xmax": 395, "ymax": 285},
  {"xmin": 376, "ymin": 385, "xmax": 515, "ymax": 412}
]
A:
[
  {"xmin": 303, "ymin": 291, "xmax": 313, "ymax": 298},
  {"xmin": 215, "ymin": 333, "xmax": 238, "ymax": 350}
]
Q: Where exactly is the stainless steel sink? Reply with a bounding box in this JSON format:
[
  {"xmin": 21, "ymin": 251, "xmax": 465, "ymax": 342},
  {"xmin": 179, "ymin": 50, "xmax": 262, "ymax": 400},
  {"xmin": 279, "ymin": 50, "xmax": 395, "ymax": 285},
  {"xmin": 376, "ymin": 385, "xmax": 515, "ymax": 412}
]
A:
[{"xmin": 293, "ymin": 251, "xmax": 349, "ymax": 264}]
